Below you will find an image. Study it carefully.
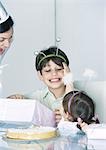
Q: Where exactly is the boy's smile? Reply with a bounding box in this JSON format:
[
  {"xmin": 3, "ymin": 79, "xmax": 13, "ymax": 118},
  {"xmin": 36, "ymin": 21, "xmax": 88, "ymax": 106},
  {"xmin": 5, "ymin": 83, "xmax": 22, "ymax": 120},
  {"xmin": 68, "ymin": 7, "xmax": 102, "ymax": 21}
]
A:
[{"xmin": 39, "ymin": 60, "xmax": 65, "ymax": 89}]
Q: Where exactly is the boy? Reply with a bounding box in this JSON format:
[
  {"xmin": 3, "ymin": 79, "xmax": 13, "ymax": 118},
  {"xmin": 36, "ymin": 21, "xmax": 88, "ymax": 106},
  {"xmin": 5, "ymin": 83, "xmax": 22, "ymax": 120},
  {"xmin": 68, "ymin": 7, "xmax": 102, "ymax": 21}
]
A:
[{"xmin": 8, "ymin": 46, "xmax": 74, "ymax": 125}]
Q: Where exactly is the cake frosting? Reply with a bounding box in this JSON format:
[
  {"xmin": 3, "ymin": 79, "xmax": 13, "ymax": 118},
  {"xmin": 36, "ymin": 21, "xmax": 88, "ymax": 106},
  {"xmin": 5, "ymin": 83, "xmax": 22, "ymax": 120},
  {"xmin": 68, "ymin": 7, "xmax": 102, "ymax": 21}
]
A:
[{"xmin": 6, "ymin": 126, "xmax": 57, "ymax": 140}]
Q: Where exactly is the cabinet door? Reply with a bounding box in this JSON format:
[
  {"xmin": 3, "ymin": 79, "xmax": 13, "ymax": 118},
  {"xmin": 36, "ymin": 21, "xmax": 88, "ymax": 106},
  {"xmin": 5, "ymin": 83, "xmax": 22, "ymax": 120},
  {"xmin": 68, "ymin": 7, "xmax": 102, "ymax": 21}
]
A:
[
  {"xmin": 56, "ymin": 0, "xmax": 105, "ymax": 81},
  {"xmin": 1, "ymin": 0, "xmax": 55, "ymax": 97}
]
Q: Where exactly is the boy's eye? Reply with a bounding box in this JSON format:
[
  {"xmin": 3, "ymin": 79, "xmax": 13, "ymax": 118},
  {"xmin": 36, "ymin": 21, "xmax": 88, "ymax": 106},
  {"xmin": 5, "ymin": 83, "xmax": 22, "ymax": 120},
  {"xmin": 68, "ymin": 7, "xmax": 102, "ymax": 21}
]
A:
[
  {"xmin": 44, "ymin": 69, "xmax": 51, "ymax": 72},
  {"xmin": 57, "ymin": 68, "xmax": 63, "ymax": 70},
  {"xmin": 0, "ymin": 38, "xmax": 4, "ymax": 42},
  {"xmin": 43, "ymin": 67, "xmax": 63, "ymax": 73},
  {"xmin": 55, "ymin": 68, "xmax": 63, "ymax": 71}
]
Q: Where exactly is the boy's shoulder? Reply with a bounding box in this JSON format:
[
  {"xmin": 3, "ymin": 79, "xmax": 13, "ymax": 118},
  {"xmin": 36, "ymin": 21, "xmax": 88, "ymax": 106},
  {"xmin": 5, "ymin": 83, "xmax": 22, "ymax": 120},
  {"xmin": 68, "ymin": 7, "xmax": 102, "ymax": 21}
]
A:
[{"xmin": 25, "ymin": 87, "xmax": 48, "ymax": 99}]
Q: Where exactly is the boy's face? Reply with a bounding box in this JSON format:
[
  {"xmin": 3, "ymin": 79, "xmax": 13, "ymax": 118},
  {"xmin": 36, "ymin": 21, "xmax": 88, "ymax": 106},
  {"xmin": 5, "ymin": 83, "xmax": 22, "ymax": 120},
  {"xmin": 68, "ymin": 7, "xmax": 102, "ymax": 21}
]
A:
[{"xmin": 38, "ymin": 60, "xmax": 65, "ymax": 90}]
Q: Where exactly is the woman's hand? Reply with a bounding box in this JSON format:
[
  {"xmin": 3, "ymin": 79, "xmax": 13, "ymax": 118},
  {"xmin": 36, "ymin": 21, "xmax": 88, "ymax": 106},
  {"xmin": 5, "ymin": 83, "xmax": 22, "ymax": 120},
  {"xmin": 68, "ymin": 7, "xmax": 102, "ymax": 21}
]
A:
[{"xmin": 7, "ymin": 94, "xmax": 26, "ymax": 99}]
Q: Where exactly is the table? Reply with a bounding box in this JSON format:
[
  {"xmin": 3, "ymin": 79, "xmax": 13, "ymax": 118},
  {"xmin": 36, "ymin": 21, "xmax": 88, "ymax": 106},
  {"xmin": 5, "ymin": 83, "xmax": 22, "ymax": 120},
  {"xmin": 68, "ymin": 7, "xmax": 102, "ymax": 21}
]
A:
[{"xmin": 0, "ymin": 122, "xmax": 106, "ymax": 150}]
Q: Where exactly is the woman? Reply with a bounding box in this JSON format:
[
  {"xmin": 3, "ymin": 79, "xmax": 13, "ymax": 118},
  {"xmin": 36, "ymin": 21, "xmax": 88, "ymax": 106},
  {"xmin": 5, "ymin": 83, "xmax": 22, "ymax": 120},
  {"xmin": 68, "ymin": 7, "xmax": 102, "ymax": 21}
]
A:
[{"xmin": 0, "ymin": 1, "xmax": 14, "ymax": 63}]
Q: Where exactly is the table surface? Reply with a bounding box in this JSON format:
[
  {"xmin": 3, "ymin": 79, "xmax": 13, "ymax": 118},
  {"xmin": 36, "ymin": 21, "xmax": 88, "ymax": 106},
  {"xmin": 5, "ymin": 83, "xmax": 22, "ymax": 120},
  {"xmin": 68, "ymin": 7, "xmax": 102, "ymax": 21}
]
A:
[{"xmin": 0, "ymin": 122, "xmax": 106, "ymax": 150}]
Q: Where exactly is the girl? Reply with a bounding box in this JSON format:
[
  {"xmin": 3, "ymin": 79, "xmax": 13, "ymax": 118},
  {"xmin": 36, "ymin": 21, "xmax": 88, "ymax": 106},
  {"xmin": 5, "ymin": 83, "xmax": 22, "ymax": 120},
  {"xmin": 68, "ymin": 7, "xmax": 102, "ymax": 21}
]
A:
[{"xmin": 58, "ymin": 90, "xmax": 99, "ymax": 135}]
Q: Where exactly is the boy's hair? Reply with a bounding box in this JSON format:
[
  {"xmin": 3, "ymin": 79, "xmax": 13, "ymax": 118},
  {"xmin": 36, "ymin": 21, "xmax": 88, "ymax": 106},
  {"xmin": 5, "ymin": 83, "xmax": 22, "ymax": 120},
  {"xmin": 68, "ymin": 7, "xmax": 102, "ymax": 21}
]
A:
[
  {"xmin": 63, "ymin": 91, "xmax": 99, "ymax": 124},
  {"xmin": 35, "ymin": 46, "xmax": 69, "ymax": 72}
]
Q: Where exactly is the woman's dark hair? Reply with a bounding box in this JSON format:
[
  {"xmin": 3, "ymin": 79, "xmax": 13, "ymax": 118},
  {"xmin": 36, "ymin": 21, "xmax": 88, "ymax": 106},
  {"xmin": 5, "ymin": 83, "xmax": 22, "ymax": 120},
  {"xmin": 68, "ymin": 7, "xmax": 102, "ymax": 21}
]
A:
[
  {"xmin": 0, "ymin": 16, "xmax": 14, "ymax": 33},
  {"xmin": 63, "ymin": 91, "xmax": 99, "ymax": 124},
  {"xmin": 35, "ymin": 46, "xmax": 69, "ymax": 72}
]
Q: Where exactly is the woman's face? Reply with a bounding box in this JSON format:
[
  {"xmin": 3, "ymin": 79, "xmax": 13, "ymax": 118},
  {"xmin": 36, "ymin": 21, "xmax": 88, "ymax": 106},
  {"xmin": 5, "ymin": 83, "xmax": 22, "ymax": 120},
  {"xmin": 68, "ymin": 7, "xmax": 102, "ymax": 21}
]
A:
[{"xmin": 0, "ymin": 27, "xmax": 13, "ymax": 55}]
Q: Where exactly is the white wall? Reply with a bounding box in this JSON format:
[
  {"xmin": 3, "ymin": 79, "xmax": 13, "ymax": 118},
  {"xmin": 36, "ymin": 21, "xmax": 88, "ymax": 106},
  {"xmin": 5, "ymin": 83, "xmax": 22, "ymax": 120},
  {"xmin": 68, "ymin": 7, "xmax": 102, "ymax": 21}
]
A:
[
  {"xmin": 56, "ymin": 0, "xmax": 105, "ymax": 81},
  {"xmin": 74, "ymin": 81, "xmax": 106, "ymax": 123},
  {"xmin": 1, "ymin": 0, "xmax": 105, "ymax": 97},
  {"xmin": 1, "ymin": 0, "xmax": 55, "ymax": 97}
]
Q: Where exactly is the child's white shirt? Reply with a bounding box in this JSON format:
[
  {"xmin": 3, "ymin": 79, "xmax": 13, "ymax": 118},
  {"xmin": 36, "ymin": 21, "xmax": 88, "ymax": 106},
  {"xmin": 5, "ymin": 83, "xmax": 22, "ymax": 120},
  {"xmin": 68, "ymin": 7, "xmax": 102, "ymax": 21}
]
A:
[{"xmin": 57, "ymin": 118, "xmax": 80, "ymax": 136}]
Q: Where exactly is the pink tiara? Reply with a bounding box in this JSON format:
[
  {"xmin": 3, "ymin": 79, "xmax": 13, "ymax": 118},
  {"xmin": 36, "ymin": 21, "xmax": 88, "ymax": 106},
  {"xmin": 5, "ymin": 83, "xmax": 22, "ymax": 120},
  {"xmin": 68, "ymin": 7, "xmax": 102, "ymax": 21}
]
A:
[{"xmin": 68, "ymin": 91, "xmax": 81, "ymax": 113}]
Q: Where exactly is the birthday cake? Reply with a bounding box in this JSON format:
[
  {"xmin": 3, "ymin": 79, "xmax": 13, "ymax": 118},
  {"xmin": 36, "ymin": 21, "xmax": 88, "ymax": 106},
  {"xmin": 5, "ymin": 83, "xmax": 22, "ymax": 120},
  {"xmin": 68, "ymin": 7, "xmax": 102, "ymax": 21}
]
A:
[{"xmin": 6, "ymin": 126, "xmax": 57, "ymax": 140}]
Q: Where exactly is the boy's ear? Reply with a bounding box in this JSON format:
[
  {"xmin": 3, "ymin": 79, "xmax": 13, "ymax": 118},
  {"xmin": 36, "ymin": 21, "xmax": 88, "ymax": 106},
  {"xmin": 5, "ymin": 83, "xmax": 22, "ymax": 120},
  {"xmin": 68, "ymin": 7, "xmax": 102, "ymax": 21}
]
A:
[{"xmin": 37, "ymin": 71, "xmax": 43, "ymax": 81}]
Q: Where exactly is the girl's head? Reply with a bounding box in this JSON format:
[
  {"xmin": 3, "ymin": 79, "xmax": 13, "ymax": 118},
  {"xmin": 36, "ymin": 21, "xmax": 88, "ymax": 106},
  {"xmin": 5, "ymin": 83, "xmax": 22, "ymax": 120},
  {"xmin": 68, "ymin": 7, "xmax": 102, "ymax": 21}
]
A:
[
  {"xmin": 62, "ymin": 91, "xmax": 97, "ymax": 124},
  {"xmin": 35, "ymin": 46, "xmax": 69, "ymax": 73}
]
